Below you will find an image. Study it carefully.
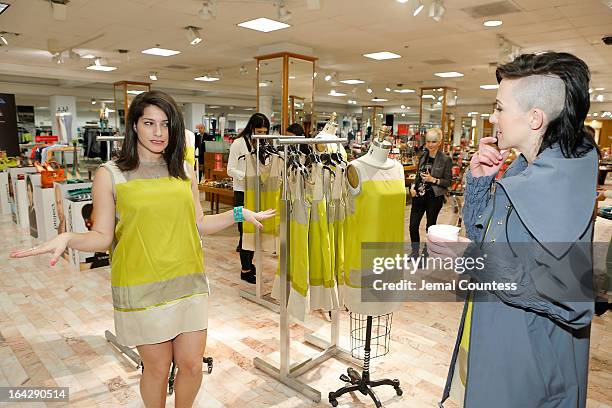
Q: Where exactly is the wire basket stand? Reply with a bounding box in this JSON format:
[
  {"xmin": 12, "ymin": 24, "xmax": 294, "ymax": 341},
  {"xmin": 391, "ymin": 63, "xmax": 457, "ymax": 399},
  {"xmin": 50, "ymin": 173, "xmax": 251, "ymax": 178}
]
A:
[{"xmin": 328, "ymin": 313, "xmax": 402, "ymax": 407}]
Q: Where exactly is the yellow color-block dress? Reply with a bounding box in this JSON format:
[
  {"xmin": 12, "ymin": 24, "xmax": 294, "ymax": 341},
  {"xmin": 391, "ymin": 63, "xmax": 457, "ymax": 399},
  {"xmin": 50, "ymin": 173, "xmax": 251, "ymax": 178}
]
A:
[
  {"xmin": 343, "ymin": 159, "xmax": 405, "ymax": 316},
  {"xmin": 101, "ymin": 161, "xmax": 209, "ymax": 347}
]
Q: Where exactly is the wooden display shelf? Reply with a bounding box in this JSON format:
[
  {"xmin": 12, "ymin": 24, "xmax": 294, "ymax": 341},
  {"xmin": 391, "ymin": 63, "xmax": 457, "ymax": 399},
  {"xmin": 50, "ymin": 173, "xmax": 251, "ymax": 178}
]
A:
[{"xmin": 198, "ymin": 184, "xmax": 233, "ymax": 214}]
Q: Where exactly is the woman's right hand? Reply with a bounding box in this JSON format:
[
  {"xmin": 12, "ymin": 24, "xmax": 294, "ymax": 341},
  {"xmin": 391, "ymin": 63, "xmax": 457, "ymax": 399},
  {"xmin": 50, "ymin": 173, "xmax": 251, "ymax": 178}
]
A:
[
  {"xmin": 470, "ymin": 137, "xmax": 510, "ymax": 178},
  {"xmin": 10, "ymin": 232, "xmax": 72, "ymax": 267}
]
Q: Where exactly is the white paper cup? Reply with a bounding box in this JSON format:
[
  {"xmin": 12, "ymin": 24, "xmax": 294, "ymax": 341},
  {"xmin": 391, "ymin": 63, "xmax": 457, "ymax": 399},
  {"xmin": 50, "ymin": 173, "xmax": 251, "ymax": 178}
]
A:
[{"xmin": 428, "ymin": 224, "xmax": 460, "ymax": 241}]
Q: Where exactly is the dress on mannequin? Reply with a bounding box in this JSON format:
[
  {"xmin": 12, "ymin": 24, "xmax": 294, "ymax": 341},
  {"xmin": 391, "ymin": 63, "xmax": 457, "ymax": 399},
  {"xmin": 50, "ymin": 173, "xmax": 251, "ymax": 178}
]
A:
[{"xmin": 342, "ymin": 137, "xmax": 406, "ymax": 316}]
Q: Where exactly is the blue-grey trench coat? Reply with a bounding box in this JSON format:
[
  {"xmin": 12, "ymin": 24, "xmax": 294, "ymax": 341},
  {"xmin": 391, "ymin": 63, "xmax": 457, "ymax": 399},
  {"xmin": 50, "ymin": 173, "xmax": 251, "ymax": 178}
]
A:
[{"xmin": 440, "ymin": 144, "xmax": 598, "ymax": 408}]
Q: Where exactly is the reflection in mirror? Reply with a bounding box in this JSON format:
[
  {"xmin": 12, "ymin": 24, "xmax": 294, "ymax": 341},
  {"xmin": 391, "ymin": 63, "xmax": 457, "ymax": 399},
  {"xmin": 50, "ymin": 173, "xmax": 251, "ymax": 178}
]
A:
[
  {"xmin": 288, "ymin": 57, "xmax": 314, "ymax": 136},
  {"xmin": 257, "ymin": 57, "xmax": 283, "ymax": 133}
]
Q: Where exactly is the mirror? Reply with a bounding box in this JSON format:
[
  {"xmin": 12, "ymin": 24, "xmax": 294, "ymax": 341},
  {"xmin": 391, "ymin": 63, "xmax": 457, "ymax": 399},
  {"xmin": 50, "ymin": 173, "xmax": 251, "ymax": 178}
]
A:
[
  {"xmin": 288, "ymin": 56, "xmax": 315, "ymax": 136},
  {"xmin": 419, "ymin": 86, "xmax": 457, "ymax": 147},
  {"xmin": 257, "ymin": 57, "xmax": 283, "ymax": 133},
  {"xmin": 113, "ymin": 81, "xmax": 151, "ymax": 136},
  {"xmin": 360, "ymin": 106, "xmax": 383, "ymax": 142}
]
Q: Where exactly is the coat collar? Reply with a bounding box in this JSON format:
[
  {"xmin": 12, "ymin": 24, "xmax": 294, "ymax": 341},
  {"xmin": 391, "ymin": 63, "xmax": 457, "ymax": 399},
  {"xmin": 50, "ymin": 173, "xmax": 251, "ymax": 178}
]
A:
[{"xmin": 497, "ymin": 145, "xmax": 598, "ymax": 257}]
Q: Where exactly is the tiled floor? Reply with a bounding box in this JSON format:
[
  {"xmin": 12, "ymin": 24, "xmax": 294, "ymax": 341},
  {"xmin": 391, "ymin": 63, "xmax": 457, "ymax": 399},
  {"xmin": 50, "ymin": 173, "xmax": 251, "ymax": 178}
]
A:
[{"xmin": 0, "ymin": 196, "xmax": 610, "ymax": 408}]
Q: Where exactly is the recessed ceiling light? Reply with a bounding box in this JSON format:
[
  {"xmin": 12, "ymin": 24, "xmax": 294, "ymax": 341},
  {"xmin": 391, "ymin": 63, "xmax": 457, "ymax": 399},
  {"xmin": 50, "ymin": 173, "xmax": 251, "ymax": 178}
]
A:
[
  {"xmin": 0, "ymin": 3, "xmax": 9, "ymax": 15},
  {"xmin": 594, "ymin": 87, "xmax": 605, "ymax": 91},
  {"xmin": 141, "ymin": 47, "xmax": 181, "ymax": 57},
  {"xmin": 329, "ymin": 90, "xmax": 347, "ymax": 96},
  {"xmin": 483, "ymin": 20, "xmax": 503, "ymax": 27},
  {"xmin": 385, "ymin": 87, "xmax": 392, "ymax": 92},
  {"xmin": 394, "ymin": 89, "xmax": 415, "ymax": 93},
  {"xmin": 363, "ymin": 51, "xmax": 402, "ymax": 60},
  {"xmin": 340, "ymin": 79, "xmax": 365, "ymax": 84},
  {"xmin": 86, "ymin": 65, "xmax": 117, "ymax": 72},
  {"xmin": 480, "ymin": 84, "xmax": 499, "ymax": 90},
  {"xmin": 400, "ymin": 104, "xmax": 406, "ymax": 109},
  {"xmin": 194, "ymin": 75, "xmax": 220, "ymax": 81},
  {"xmin": 396, "ymin": 0, "xmax": 409, "ymax": 3},
  {"xmin": 289, "ymin": 76, "xmax": 296, "ymax": 79},
  {"xmin": 237, "ymin": 17, "xmax": 291, "ymax": 33},
  {"xmin": 371, "ymin": 97, "xmax": 388, "ymax": 102},
  {"xmin": 366, "ymin": 88, "xmax": 373, "ymax": 94},
  {"xmin": 434, "ymin": 71, "xmax": 464, "ymax": 78},
  {"xmin": 258, "ymin": 82, "xmax": 268, "ymax": 87},
  {"xmin": 422, "ymin": 95, "xmax": 435, "ymax": 99},
  {"xmin": 81, "ymin": 54, "xmax": 96, "ymax": 59}
]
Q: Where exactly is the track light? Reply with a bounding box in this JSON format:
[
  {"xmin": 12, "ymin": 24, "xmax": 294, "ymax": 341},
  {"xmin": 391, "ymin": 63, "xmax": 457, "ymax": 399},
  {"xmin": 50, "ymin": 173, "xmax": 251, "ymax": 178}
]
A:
[
  {"xmin": 52, "ymin": 53, "xmax": 64, "ymax": 64},
  {"xmin": 0, "ymin": 35, "xmax": 6, "ymax": 46},
  {"xmin": 429, "ymin": 0, "xmax": 445, "ymax": 22},
  {"xmin": 324, "ymin": 73, "xmax": 332, "ymax": 81},
  {"xmin": 409, "ymin": 0, "xmax": 424, "ymax": 16},
  {"xmin": 91, "ymin": 99, "xmax": 96, "ymax": 105},
  {"xmin": 366, "ymin": 88, "xmax": 373, "ymax": 94},
  {"xmin": 185, "ymin": 26, "xmax": 203, "ymax": 45},
  {"xmin": 149, "ymin": 72, "xmax": 158, "ymax": 81},
  {"xmin": 199, "ymin": 0, "xmax": 217, "ymax": 20},
  {"xmin": 277, "ymin": 0, "xmax": 292, "ymax": 22}
]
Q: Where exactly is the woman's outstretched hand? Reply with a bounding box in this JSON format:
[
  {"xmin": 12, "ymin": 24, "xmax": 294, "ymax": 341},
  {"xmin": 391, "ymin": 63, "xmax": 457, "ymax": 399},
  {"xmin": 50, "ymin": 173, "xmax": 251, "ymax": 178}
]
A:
[
  {"xmin": 10, "ymin": 233, "xmax": 71, "ymax": 267},
  {"xmin": 243, "ymin": 209, "xmax": 276, "ymax": 229},
  {"xmin": 470, "ymin": 137, "xmax": 510, "ymax": 178}
]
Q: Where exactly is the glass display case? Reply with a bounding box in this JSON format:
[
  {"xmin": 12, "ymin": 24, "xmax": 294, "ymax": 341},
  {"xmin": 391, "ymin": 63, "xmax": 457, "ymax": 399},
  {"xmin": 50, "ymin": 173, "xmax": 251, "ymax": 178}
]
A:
[
  {"xmin": 113, "ymin": 81, "xmax": 151, "ymax": 136},
  {"xmin": 256, "ymin": 52, "xmax": 316, "ymax": 135}
]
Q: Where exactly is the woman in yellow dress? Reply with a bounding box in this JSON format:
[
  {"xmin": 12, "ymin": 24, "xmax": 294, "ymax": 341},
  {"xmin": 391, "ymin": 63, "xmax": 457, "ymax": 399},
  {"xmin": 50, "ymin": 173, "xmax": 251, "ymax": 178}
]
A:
[{"xmin": 10, "ymin": 90, "xmax": 274, "ymax": 408}]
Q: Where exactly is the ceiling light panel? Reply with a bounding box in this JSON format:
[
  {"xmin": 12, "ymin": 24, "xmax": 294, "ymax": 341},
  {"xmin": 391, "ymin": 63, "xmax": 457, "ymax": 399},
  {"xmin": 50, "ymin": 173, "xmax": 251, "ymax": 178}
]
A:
[
  {"xmin": 340, "ymin": 79, "xmax": 364, "ymax": 84},
  {"xmin": 141, "ymin": 47, "xmax": 181, "ymax": 57},
  {"xmin": 86, "ymin": 65, "xmax": 117, "ymax": 72},
  {"xmin": 363, "ymin": 51, "xmax": 402, "ymax": 60},
  {"xmin": 393, "ymin": 89, "xmax": 415, "ymax": 93},
  {"xmin": 483, "ymin": 20, "xmax": 503, "ymax": 27},
  {"xmin": 480, "ymin": 84, "xmax": 499, "ymax": 89},
  {"xmin": 237, "ymin": 18, "xmax": 291, "ymax": 32},
  {"xmin": 434, "ymin": 71, "xmax": 464, "ymax": 78},
  {"xmin": 194, "ymin": 75, "xmax": 220, "ymax": 81}
]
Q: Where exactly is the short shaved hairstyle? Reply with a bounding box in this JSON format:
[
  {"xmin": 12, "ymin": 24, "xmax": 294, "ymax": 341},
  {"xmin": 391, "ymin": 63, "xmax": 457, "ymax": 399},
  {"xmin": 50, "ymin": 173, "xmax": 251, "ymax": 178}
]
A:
[{"xmin": 496, "ymin": 52, "xmax": 595, "ymax": 158}]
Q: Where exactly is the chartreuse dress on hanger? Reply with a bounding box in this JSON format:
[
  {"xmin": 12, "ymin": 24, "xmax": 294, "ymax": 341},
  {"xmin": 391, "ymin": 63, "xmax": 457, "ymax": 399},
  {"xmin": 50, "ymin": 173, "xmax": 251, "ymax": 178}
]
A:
[{"xmin": 102, "ymin": 161, "xmax": 208, "ymax": 347}]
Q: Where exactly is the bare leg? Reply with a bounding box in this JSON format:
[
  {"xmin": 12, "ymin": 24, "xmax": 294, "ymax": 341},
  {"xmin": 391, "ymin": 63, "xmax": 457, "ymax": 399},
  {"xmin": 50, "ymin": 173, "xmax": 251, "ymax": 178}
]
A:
[
  {"xmin": 173, "ymin": 330, "xmax": 207, "ymax": 408},
  {"xmin": 136, "ymin": 341, "xmax": 173, "ymax": 408}
]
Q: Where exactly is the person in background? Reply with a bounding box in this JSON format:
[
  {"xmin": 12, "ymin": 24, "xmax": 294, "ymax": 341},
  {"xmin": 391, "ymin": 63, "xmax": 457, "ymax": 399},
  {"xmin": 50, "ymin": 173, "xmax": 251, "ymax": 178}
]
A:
[
  {"xmin": 227, "ymin": 113, "xmax": 270, "ymax": 284},
  {"xmin": 287, "ymin": 123, "xmax": 309, "ymax": 155},
  {"xmin": 409, "ymin": 127, "xmax": 452, "ymax": 252}
]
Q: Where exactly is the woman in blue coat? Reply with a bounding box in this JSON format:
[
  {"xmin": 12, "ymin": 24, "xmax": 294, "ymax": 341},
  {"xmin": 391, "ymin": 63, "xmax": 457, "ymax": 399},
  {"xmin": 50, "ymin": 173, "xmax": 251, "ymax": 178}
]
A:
[{"xmin": 429, "ymin": 52, "xmax": 598, "ymax": 408}]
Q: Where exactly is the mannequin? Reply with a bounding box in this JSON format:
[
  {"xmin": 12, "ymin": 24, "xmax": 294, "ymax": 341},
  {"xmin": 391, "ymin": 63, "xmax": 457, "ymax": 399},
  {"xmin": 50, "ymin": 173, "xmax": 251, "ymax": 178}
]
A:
[
  {"xmin": 347, "ymin": 128, "xmax": 396, "ymax": 195},
  {"xmin": 314, "ymin": 113, "xmax": 347, "ymax": 159}
]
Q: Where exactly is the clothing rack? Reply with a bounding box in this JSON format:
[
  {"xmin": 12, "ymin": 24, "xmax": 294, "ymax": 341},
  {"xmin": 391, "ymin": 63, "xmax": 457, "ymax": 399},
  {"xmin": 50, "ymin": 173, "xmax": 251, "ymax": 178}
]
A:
[
  {"xmin": 238, "ymin": 134, "xmax": 304, "ymax": 312},
  {"xmin": 97, "ymin": 136, "xmax": 124, "ymax": 161},
  {"xmin": 248, "ymin": 136, "xmax": 362, "ymax": 403}
]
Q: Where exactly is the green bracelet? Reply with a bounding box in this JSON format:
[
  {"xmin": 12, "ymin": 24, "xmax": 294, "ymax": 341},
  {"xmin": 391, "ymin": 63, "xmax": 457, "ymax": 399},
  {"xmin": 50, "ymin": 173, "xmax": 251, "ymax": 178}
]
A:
[{"xmin": 233, "ymin": 206, "xmax": 245, "ymax": 223}]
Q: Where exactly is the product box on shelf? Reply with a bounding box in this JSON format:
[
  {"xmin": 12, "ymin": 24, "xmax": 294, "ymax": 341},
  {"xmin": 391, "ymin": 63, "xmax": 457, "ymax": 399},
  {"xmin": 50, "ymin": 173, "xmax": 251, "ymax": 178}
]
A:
[
  {"xmin": 28, "ymin": 173, "xmax": 60, "ymax": 241},
  {"xmin": 65, "ymin": 196, "xmax": 109, "ymax": 271},
  {"xmin": 53, "ymin": 179, "xmax": 93, "ymax": 261},
  {"xmin": 7, "ymin": 167, "xmax": 38, "ymax": 229},
  {"xmin": 0, "ymin": 171, "xmax": 9, "ymax": 215}
]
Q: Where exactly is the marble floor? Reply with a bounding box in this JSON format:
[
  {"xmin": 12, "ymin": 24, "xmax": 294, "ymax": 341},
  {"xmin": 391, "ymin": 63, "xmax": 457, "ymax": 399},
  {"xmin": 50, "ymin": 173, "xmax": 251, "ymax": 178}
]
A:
[{"xmin": 0, "ymin": 195, "xmax": 610, "ymax": 408}]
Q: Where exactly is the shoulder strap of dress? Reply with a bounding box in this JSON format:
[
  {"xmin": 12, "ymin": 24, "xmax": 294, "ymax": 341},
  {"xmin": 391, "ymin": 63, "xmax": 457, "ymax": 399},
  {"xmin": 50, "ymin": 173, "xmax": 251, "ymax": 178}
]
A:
[{"xmin": 100, "ymin": 161, "xmax": 126, "ymax": 200}]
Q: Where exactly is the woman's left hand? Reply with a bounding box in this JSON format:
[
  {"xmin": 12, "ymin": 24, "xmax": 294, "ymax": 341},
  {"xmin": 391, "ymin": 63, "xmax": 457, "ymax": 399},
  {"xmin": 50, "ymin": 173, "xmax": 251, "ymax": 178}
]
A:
[
  {"xmin": 427, "ymin": 233, "xmax": 472, "ymax": 260},
  {"xmin": 421, "ymin": 172, "xmax": 436, "ymax": 183},
  {"xmin": 243, "ymin": 208, "xmax": 276, "ymax": 229}
]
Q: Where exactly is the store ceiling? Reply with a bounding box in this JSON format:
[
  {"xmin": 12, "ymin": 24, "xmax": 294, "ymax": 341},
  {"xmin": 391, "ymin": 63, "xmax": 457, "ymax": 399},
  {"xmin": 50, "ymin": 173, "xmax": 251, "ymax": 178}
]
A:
[{"xmin": 0, "ymin": 0, "xmax": 611, "ymax": 112}]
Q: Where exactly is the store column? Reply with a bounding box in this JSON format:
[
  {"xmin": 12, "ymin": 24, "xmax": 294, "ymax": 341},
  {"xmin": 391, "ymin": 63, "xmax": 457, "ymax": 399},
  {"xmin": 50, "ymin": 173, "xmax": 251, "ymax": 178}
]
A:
[
  {"xmin": 49, "ymin": 95, "xmax": 77, "ymax": 143},
  {"xmin": 184, "ymin": 103, "xmax": 206, "ymax": 133}
]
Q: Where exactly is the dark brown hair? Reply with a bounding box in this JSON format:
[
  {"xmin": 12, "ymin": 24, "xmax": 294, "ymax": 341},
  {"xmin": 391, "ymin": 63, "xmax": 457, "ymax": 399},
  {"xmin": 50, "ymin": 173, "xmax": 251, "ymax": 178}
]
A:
[
  {"xmin": 496, "ymin": 52, "xmax": 595, "ymax": 158},
  {"xmin": 116, "ymin": 90, "xmax": 187, "ymax": 179}
]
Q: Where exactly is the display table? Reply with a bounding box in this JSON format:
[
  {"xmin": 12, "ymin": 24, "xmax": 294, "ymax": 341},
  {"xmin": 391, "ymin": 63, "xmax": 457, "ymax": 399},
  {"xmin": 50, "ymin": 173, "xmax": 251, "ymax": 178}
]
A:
[{"xmin": 198, "ymin": 184, "xmax": 233, "ymax": 214}]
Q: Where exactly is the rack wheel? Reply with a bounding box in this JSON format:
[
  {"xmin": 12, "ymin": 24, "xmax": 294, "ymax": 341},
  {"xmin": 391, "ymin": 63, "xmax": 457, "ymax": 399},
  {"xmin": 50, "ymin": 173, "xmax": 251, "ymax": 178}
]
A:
[
  {"xmin": 395, "ymin": 386, "xmax": 403, "ymax": 396},
  {"xmin": 339, "ymin": 374, "xmax": 350, "ymax": 383},
  {"xmin": 207, "ymin": 364, "xmax": 213, "ymax": 374},
  {"xmin": 329, "ymin": 398, "xmax": 338, "ymax": 407},
  {"xmin": 203, "ymin": 357, "xmax": 213, "ymax": 374}
]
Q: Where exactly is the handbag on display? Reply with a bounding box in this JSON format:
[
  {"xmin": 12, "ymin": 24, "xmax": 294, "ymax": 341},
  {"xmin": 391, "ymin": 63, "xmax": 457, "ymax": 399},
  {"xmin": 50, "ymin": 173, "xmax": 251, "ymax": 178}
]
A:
[{"xmin": 38, "ymin": 161, "xmax": 66, "ymax": 188}]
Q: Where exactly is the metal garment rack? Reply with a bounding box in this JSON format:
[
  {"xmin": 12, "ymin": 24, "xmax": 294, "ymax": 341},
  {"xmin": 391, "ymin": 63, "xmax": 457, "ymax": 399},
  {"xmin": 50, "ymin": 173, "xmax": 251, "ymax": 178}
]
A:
[
  {"xmin": 248, "ymin": 136, "xmax": 362, "ymax": 403},
  {"xmin": 238, "ymin": 135, "xmax": 303, "ymax": 312},
  {"xmin": 97, "ymin": 135, "xmax": 124, "ymax": 161}
]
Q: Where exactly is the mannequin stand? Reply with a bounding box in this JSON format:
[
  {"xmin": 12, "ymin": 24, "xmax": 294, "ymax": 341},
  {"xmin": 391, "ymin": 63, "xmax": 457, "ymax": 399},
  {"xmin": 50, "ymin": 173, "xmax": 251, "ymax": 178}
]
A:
[{"xmin": 328, "ymin": 315, "xmax": 402, "ymax": 407}]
